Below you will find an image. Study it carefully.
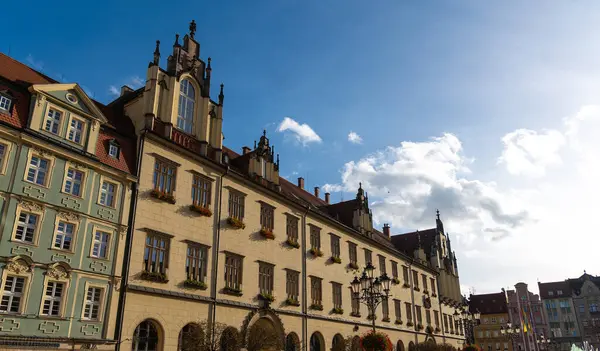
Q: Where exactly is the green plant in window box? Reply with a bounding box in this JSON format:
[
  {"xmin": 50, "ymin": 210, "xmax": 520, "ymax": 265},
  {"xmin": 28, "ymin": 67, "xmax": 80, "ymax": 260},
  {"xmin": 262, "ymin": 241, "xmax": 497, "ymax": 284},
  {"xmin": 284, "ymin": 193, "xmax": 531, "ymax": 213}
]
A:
[
  {"xmin": 259, "ymin": 228, "xmax": 275, "ymax": 240},
  {"xmin": 382, "ymin": 317, "xmax": 391, "ymax": 322},
  {"xmin": 425, "ymin": 325, "xmax": 434, "ymax": 334},
  {"xmin": 432, "ymin": 293, "xmax": 437, "ymax": 297},
  {"xmin": 310, "ymin": 303, "xmax": 323, "ymax": 311},
  {"xmin": 350, "ymin": 312, "xmax": 361, "ymax": 317},
  {"xmin": 140, "ymin": 270, "xmax": 168, "ymax": 283},
  {"xmin": 414, "ymin": 287, "xmax": 420, "ymax": 292},
  {"xmin": 423, "ymin": 290, "xmax": 430, "ymax": 295},
  {"xmin": 395, "ymin": 319, "xmax": 403, "ymax": 325},
  {"xmin": 227, "ymin": 217, "xmax": 246, "ymax": 229},
  {"xmin": 150, "ymin": 189, "xmax": 176, "ymax": 204},
  {"xmin": 259, "ymin": 292, "xmax": 275, "ymax": 302},
  {"xmin": 417, "ymin": 323, "xmax": 424, "ymax": 330},
  {"xmin": 348, "ymin": 262, "xmax": 359, "ymax": 270},
  {"xmin": 309, "ymin": 247, "xmax": 323, "ymax": 257},
  {"xmin": 331, "ymin": 256, "xmax": 342, "ymax": 264},
  {"xmin": 189, "ymin": 204, "xmax": 212, "ymax": 217},
  {"xmin": 403, "ymin": 282, "xmax": 411, "ymax": 288},
  {"xmin": 183, "ymin": 279, "xmax": 207, "ymax": 290},
  {"xmin": 285, "ymin": 297, "xmax": 300, "ymax": 306},
  {"xmin": 332, "ymin": 307, "xmax": 344, "ymax": 315},
  {"xmin": 285, "ymin": 238, "xmax": 300, "ymax": 248},
  {"xmin": 406, "ymin": 321, "xmax": 414, "ymax": 327},
  {"xmin": 223, "ymin": 287, "xmax": 243, "ymax": 296},
  {"xmin": 391, "ymin": 277, "xmax": 401, "ymax": 285},
  {"xmin": 435, "ymin": 327, "xmax": 441, "ymax": 333}
]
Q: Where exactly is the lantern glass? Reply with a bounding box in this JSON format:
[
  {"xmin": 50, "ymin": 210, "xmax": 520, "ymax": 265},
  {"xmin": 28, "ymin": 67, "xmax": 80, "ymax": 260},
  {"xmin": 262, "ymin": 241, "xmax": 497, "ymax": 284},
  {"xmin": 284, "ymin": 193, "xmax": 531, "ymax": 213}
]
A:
[
  {"xmin": 365, "ymin": 262, "xmax": 375, "ymax": 279},
  {"xmin": 351, "ymin": 276, "xmax": 361, "ymax": 294}
]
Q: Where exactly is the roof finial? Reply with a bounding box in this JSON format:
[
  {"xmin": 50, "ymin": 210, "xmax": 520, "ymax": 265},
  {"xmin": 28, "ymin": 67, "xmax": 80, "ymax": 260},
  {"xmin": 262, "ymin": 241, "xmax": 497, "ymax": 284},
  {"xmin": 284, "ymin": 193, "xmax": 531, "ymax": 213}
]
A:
[
  {"xmin": 207, "ymin": 57, "xmax": 212, "ymax": 70},
  {"xmin": 174, "ymin": 34, "xmax": 180, "ymax": 47},
  {"xmin": 263, "ymin": 129, "xmax": 267, "ymax": 137},
  {"xmin": 436, "ymin": 209, "xmax": 440, "ymax": 220},
  {"xmin": 359, "ymin": 182, "xmax": 362, "ymax": 190},
  {"xmin": 153, "ymin": 40, "xmax": 161, "ymax": 65},
  {"xmin": 218, "ymin": 83, "xmax": 224, "ymax": 105},
  {"xmin": 189, "ymin": 20, "xmax": 197, "ymax": 39}
]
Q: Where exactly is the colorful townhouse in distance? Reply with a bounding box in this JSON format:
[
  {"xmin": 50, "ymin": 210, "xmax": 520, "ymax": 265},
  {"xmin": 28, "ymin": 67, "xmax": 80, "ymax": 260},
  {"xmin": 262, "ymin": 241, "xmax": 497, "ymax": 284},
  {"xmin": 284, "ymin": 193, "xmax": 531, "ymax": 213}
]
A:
[{"xmin": 0, "ymin": 53, "xmax": 136, "ymax": 349}]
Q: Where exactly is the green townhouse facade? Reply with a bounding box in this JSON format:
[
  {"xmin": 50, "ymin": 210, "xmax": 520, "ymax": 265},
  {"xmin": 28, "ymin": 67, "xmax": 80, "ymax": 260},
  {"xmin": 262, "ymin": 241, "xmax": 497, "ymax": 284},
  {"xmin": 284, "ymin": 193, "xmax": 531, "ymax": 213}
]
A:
[{"xmin": 0, "ymin": 53, "xmax": 137, "ymax": 350}]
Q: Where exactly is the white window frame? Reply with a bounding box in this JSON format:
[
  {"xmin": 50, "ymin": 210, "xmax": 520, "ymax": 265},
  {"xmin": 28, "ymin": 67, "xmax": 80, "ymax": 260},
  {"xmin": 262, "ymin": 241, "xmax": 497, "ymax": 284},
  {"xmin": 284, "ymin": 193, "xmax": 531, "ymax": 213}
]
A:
[
  {"xmin": 91, "ymin": 230, "xmax": 111, "ymax": 259},
  {"xmin": 99, "ymin": 180, "xmax": 117, "ymax": 207},
  {"xmin": 0, "ymin": 275, "xmax": 26, "ymax": 314},
  {"xmin": 82, "ymin": 286, "xmax": 104, "ymax": 321},
  {"xmin": 14, "ymin": 212, "xmax": 38, "ymax": 244},
  {"xmin": 63, "ymin": 167, "xmax": 85, "ymax": 197},
  {"xmin": 26, "ymin": 156, "xmax": 50, "ymax": 186},
  {"xmin": 177, "ymin": 79, "xmax": 195, "ymax": 134},
  {"xmin": 44, "ymin": 107, "xmax": 63, "ymax": 135},
  {"xmin": 53, "ymin": 221, "xmax": 75, "ymax": 251},
  {"xmin": 0, "ymin": 95, "xmax": 11, "ymax": 111},
  {"xmin": 0, "ymin": 143, "xmax": 8, "ymax": 174},
  {"xmin": 41, "ymin": 281, "xmax": 65, "ymax": 317},
  {"xmin": 108, "ymin": 143, "xmax": 119, "ymax": 158},
  {"xmin": 67, "ymin": 116, "xmax": 85, "ymax": 144}
]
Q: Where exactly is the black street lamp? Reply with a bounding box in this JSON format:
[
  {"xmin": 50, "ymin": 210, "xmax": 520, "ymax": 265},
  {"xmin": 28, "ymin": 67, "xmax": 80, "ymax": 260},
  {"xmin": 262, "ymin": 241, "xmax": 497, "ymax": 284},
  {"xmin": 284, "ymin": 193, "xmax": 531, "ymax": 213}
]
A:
[
  {"xmin": 454, "ymin": 308, "xmax": 481, "ymax": 345},
  {"xmin": 501, "ymin": 323, "xmax": 521, "ymax": 351},
  {"xmin": 537, "ymin": 335, "xmax": 551, "ymax": 351},
  {"xmin": 350, "ymin": 262, "xmax": 391, "ymax": 332}
]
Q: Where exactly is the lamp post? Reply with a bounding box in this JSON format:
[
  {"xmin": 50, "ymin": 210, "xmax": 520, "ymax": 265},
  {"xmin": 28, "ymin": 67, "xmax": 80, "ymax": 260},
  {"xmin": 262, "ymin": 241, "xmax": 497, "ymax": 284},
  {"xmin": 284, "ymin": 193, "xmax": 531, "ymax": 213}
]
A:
[
  {"xmin": 454, "ymin": 308, "xmax": 481, "ymax": 345},
  {"xmin": 501, "ymin": 323, "xmax": 521, "ymax": 351},
  {"xmin": 350, "ymin": 262, "xmax": 391, "ymax": 332},
  {"xmin": 536, "ymin": 335, "xmax": 551, "ymax": 351}
]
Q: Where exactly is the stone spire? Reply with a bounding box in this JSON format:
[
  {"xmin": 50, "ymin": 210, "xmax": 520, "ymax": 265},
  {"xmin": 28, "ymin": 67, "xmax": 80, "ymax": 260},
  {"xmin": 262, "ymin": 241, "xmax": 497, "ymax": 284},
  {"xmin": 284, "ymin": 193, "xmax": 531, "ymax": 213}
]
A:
[
  {"xmin": 152, "ymin": 40, "xmax": 160, "ymax": 66},
  {"xmin": 189, "ymin": 20, "xmax": 197, "ymax": 39},
  {"xmin": 218, "ymin": 83, "xmax": 224, "ymax": 105}
]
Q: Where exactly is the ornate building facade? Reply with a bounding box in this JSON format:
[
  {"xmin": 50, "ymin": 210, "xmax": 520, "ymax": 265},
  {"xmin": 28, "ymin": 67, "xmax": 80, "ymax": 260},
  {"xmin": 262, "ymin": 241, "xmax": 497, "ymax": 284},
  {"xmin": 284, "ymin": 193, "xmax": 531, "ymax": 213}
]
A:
[
  {"xmin": 0, "ymin": 54, "xmax": 136, "ymax": 349},
  {"xmin": 470, "ymin": 292, "xmax": 512, "ymax": 351},
  {"xmin": 113, "ymin": 22, "xmax": 467, "ymax": 351}
]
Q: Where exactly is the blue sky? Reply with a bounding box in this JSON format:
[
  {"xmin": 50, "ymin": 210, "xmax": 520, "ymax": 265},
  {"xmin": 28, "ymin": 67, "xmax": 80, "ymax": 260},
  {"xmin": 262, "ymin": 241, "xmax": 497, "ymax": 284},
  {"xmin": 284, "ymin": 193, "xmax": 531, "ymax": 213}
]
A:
[{"xmin": 5, "ymin": 1, "xmax": 600, "ymax": 293}]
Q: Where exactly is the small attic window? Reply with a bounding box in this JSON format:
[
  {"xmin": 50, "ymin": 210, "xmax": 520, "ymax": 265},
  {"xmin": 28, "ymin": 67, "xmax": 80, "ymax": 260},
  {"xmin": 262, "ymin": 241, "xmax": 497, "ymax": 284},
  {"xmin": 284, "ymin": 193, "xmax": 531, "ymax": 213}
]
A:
[
  {"xmin": 0, "ymin": 94, "xmax": 12, "ymax": 112},
  {"xmin": 66, "ymin": 93, "xmax": 78, "ymax": 104},
  {"xmin": 108, "ymin": 140, "xmax": 120, "ymax": 159}
]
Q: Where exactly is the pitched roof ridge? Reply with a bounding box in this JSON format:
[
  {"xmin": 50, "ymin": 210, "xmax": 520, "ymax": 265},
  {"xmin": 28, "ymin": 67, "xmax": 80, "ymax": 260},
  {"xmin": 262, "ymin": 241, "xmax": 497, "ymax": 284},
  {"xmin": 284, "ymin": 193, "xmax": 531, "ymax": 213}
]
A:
[{"xmin": 0, "ymin": 53, "xmax": 58, "ymax": 84}]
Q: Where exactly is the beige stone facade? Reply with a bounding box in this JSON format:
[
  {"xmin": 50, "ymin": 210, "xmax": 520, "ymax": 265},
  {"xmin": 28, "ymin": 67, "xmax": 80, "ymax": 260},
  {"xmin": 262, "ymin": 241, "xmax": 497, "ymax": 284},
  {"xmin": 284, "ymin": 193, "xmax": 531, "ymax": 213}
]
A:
[{"xmin": 112, "ymin": 22, "xmax": 467, "ymax": 351}]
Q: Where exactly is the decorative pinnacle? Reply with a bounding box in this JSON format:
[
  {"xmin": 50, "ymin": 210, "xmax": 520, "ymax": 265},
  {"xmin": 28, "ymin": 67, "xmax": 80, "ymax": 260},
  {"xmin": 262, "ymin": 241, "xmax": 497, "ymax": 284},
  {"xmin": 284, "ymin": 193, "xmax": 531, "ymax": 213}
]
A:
[
  {"xmin": 174, "ymin": 34, "xmax": 180, "ymax": 47},
  {"xmin": 153, "ymin": 40, "xmax": 161, "ymax": 65},
  {"xmin": 207, "ymin": 57, "xmax": 212, "ymax": 70},
  {"xmin": 189, "ymin": 20, "xmax": 197, "ymax": 39},
  {"xmin": 436, "ymin": 209, "xmax": 440, "ymax": 220},
  {"xmin": 218, "ymin": 83, "xmax": 224, "ymax": 105}
]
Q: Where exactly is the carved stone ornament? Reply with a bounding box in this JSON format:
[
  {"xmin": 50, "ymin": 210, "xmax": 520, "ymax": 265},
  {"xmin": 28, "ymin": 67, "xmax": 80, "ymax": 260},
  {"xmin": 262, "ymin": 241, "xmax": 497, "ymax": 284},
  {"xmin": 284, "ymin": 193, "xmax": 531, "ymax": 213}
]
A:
[
  {"xmin": 37, "ymin": 95, "xmax": 46, "ymax": 107},
  {"xmin": 32, "ymin": 147, "xmax": 52, "ymax": 158},
  {"xmin": 70, "ymin": 161, "xmax": 87, "ymax": 170},
  {"xmin": 18, "ymin": 199, "xmax": 44, "ymax": 212},
  {"xmin": 46, "ymin": 265, "xmax": 69, "ymax": 280},
  {"xmin": 5, "ymin": 259, "xmax": 31, "ymax": 274},
  {"xmin": 58, "ymin": 211, "xmax": 80, "ymax": 222},
  {"xmin": 110, "ymin": 276, "xmax": 122, "ymax": 291}
]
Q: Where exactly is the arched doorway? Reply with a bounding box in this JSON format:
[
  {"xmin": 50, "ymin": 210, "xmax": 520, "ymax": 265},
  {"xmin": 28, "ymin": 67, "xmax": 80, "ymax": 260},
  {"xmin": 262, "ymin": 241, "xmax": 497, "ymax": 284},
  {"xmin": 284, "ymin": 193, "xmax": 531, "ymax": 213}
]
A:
[
  {"xmin": 179, "ymin": 323, "xmax": 203, "ymax": 351},
  {"xmin": 310, "ymin": 332, "xmax": 325, "ymax": 351},
  {"xmin": 247, "ymin": 318, "xmax": 280, "ymax": 351},
  {"xmin": 285, "ymin": 332, "xmax": 300, "ymax": 351},
  {"xmin": 397, "ymin": 340, "xmax": 405, "ymax": 351},
  {"xmin": 332, "ymin": 334, "xmax": 346, "ymax": 351},
  {"xmin": 220, "ymin": 327, "xmax": 241, "ymax": 351},
  {"xmin": 132, "ymin": 319, "xmax": 161, "ymax": 351}
]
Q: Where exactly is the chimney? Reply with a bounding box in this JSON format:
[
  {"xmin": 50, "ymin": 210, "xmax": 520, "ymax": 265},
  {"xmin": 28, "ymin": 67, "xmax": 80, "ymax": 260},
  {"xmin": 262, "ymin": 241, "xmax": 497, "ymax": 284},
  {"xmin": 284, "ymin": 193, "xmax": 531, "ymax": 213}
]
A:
[
  {"xmin": 314, "ymin": 187, "xmax": 320, "ymax": 198},
  {"xmin": 242, "ymin": 146, "xmax": 251, "ymax": 155},
  {"xmin": 325, "ymin": 192, "xmax": 330, "ymax": 204},
  {"xmin": 120, "ymin": 85, "xmax": 134, "ymax": 96},
  {"xmin": 297, "ymin": 177, "xmax": 304, "ymax": 190},
  {"xmin": 383, "ymin": 223, "xmax": 390, "ymax": 238}
]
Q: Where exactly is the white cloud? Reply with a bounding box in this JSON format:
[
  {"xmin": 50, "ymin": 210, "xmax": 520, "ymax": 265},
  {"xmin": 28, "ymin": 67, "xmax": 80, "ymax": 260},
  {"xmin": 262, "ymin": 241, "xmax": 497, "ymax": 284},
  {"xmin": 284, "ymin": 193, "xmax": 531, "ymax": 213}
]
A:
[
  {"xmin": 322, "ymin": 183, "xmax": 344, "ymax": 193},
  {"xmin": 277, "ymin": 117, "xmax": 322, "ymax": 145},
  {"xmin": 129, "ymin": 76, "xmax": 145, "ymax": 89},
  {"xmin": 108, "ymin": 85, "xmax": 120, "ymax": 96},
  {"xmin": 498, "ymin": 129, "xmax": 565, "ymax": 177},
  {"xmin": 26, "ymin": 54, "xmax": 44, "ymax": 71},
  {"xmin": 348, "ymin": 131, "xmax": 363, "ymax": 144}
]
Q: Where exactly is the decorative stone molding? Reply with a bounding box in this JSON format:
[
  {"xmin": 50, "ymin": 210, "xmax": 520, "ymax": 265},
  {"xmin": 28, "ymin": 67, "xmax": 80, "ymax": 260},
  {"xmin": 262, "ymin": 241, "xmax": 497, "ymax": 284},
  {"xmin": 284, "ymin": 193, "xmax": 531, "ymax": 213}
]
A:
[
  {"xmin": 51, "ymin": 253, "xmax": 71, "ymax": 264},
  {"xmin": 45, "ymin": 263, "xmax": 71, "ymax": 279},
  {"xmin": 61, "ymin": 197, "xmax": 81, "ymax": 210},
  {"xmin": 81, "ymin": 323, "xmax": 100, "ymax": 336},
  {"xmin": 90, "ymin": 261, "xmax": 108, "ymax": 273},
  {"xmin": 57, "ymin": 211, "xmax": 80, "ymax": 222},
  {"xmin": 39, "ymin": 321, "xmax": 60, "ymax": 334},
  {"xmin": 22, "ymin": 185, "xmax": 46, "ymax": 199},
  {"xmin": 110, "ymin": 276, "xmax": 122, "ymax": 291},
  {"xmin": 11, "ymin": 246, "xmax": 33, "ymax": 257},
  {"xmin": 0, "ymin": 318, "xmax": 20, "ymax": 332},
  {"xmin": 32, "ymin": 147, "xmax": 52, "ymax": 158},
  {"xmin": 97, "ymin": 207, "xmax": 115, "ymax": 220},
  {"xmin": 17, "ymin": 199, "xmax": 44, "ymax": 212},
  {"xmin": 37, "ymin": 95, "xmax": 46, "ymax": 107},
  {"xmin": 240, "ymin": 308, "xmax": 286, "ymax": 349},
  {"xmin": 70, "ymin": 161, "xmax": 87, "ymax": 170},
  {"xmin": 5, "ymin": 258, "xmax": 32, "ymax": 274}
]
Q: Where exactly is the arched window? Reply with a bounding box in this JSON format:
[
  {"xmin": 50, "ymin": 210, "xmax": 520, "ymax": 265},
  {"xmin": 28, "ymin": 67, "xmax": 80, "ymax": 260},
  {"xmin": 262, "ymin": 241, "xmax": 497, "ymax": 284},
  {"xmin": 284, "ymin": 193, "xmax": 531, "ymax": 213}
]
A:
[
  {"xmin": 177, "ymin": 79, "xmax": 195, "ymax": 134},
  {"xmin": 286, "ymin": 332, "xmax": 300, "ymax": 351},
  {"xmin": 179, "ymin": 323, "xmax": 203, "ymax": 351},
  {"xmin": 351, "ymin": 336, "xmax": 361, "ymax": 351},
  {"xmin": 397, "ymin": 340, "xmax": 405, "ymax": 351},
  {"xmin": 219, "ymin": 327, "xmax": 240, "ymax": 351},
  {"xmin": 332, "ymin": 334, "xmax": 346, "ymax": 351},
  {"xmin": 310, "ymin": 332, "xmax": 324, "ymax": 351},
  {"xmin": 133, "ymin": 320, "xmax": 160, "ymax": 351}
]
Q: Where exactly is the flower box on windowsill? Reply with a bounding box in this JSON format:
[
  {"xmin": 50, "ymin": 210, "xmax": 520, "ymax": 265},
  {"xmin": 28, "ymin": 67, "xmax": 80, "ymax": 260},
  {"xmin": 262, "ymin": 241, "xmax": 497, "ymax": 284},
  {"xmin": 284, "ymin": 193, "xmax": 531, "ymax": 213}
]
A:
[
  {"xmin": 227, "ymin": 217, "xmax": 246, "ymax": 229},
  {"xmin": 406, "ymin": 321, "xmax": 414, "ymax": 327},
  {"xmin": 310, "ymin": 303, "xmax": 323, "ymax": 311},
  {"xmin": 331, "ymin": 256, "xmax": 342, "ymax": 264},
  {"xmin": 260, "ymin": 228, "xmax": 275, "ymax": 240},
  {"xmin": 403, "ymin": 282, "xmax": 411, "ymax": 288},
  {"xmin": 350, "ymin": 312, "xmax": 362, "ymax": 318},
  {"xmin": 140, "ymin": 270, "xmax": 168, "ymax": 283},
  {"xmin": 332, "ymin": 307, "xmax": 344, "ymax": 315},
  {"xmin": 426, "ymin": 326, "xmax": 434, "ymax": 334},
  {"xmin": 285, "ymin": 298, "xmax": 300, "ymax": 306},
  {"xmin": 183, "ymin": 279, "xmax": 207, "ymax": 290},
  {"xmin": 309, "ymin": 248, "xmax": 323, "ymax": 257},
  {"xmin": 286, "ymin": 238, "xmax": 300, "ymax": 248},
  {"xmin": 189, "ymin": 204, "xmax": 212, "ymax": 217},
  {"xmin": 150, "ymin": 190, "xmax": 176, "ymax": 204},
  {"xmin": 391, "ymin": 277, "xmax": 401, "ymax": 285},
  {"xmin": 348, "ymin": 262, "xmax": 359, "ymax": 270},
  {"xmin": 259, "ymin": 293, "xmax": 275, "ymax": 302},
  {"xmin": 432, "ymin": 293, "xmax": 437, "ymax": 298},
  {"xmin": 435, "ymin": 327, "xmax": 441, "ymax": 333},
  {"xmin": 423, "ymin": 290, "xmax": 430, "ymax": 295},
  {"xmin": 382, "ymin": 317, "xmax": 391, "ymax": 322},
  {"xmin": 395, "ymin": 319, "xmax": 403, "ymax": 325},
  {"xmin": 223, "ymin": 287, "xmax": 243, "ymax": 296},
  {"xmin": 417, "ymin": 323, "xmax": 424, "ymax": 330},
  {"xmin": 413, "ymin": 287, "xmax": 420, "ymax": 292}
]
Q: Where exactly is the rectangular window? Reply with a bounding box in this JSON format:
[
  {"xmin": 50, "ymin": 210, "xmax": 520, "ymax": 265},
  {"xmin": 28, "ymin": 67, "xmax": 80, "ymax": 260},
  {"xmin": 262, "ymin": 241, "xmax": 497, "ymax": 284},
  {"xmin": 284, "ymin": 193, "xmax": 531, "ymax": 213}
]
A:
[
  {"xmin": 258, "ymin": 262, "xmax": 274, "ymax": 295},
  {"xmin": 431, "ymin": 278, "xmax": 436, "ymax": 295},
  {"xmin": 153, "ymin": 159, "xmax": 176, "ymax": 195},
  {"xmin": 286, "ymin": 215, "xmax": 298, "ymax": 243},
  {"xmin": 352, "ymin": 293, "xmax": 360, "ymax": 315},
  {"xmin": 54, "ymin": 221, "xmax": 74, "ymax": 251},
  {"xmin": 26, "ymin": 156, "xmax": 49, "ymax": 186},
  {"xmin": 0, "ymin": 144, "xmax": 6, "ymax": 168},
  {"xmin": 186, "ymin": 244, "xmax": 207, "ymax": 282},
  {"xmin": 64, "ymin": 168, "xmax": 84, "ymax": 196},
  {"xmin": 15, "ymin": 212, "xmax": 38, "ymax": 243},
  {"xmin": 92, "ymin": 231, "xmax": 110, "ymax": 259},
  {"xmin": 378, "ymin": 255, "xmax": 386, "ymax": 274},
  {"xmin": 330, "ymin": 235, "xmax": 340, "ymax": 258},
  {"xmin": 491, "ymin": 317, "xmax": 497, "ymax": 324},
  {"xmin": 42, "ymin": 281, "xmax": 64, "ymax": 316},
  {"xmin": 83, "ymin": 287, "xmax": 102, "ymax": 320},
  {"xmin": 67, "ymin": 118, "xmax": 84, "ymax": 144},
  {"xmin": 108, "ymin": 143, "xmax": 119, "ymax": 158},
  {"xmin": 310, "ymin": 226, "xmax": 321, "ymax": 250},
  {"xmin": 444, "ymin": 314, "xmax": 449, "ymax": 331},
  {"xmin": 391, "ymin": 261, "xmax": 398, "ymax": 279},
  {"xmin": 45, "ymin": 108, "xmax": 62, "ymax": 134},
  {"xmin": 286, "ymin": 270, "xmax": 299, "ymax": 301},
  {"xmin": 260, "ymin": 203, "xmax": 274, "ymax": 231},
  {"xmin": 310, "ymin": 277, "xmax": 322, "ymax": 306},
  {"xmin": 228, "ymin": 190, "xmax": 245, "ymax": 220},
  {"xmin": 143, "ymin": 233, "xmax": 170, "ymax": 273},
  {"xmin": 394, "ymin": 299, "xmax": 402, "ymax": 321},
  {"xmin": 434, "ymin": 310, "xmax": 440, "ymax": 326},
  {"xmin": 224, "ymin": 254, "xmax": 243, "ymax": 290},
  {"xmin": 332, "ymin": 282, "xmax": 342, "ymax": 309},
  {"xmin": 349, "ymin": 242, "xmax": 357, "ymax": 265},
  {"xmin": 364, "ymin": 249, "xmax": 372, "ymax": 264},
  {"xmin": 413, "ymin": 270, "xmax": 419, "ymax": 289},
  {"xmin": 426, "ymin": 310, "xmax": 431, "ymax": 325},
  {"xmin": 192, "ymin": 174, "xmax": 211, "ymax": 208},
  {"xmin": 422, "ymin": 274, "xmax": 428, "ymax": 292},
  {"xmin": 405, "ymin": 302, "xmax": 413, "ymax": 322},
  {"xmin": 403, "ymin": 266, "xmax": 410, "ymax": 284},
  {"xmin": 382, "ymin": 298, "xmax": 389, "ymax": 320},
  {"xmin": 99, "ymin": 181, "xmax": 116, "ymax": 207},
  {"xmin": 415, "ymin": 305, "xmax": 422, "ymax": 324},
  {"xmin": 1, "ymin": 276, "xmax": 25, "ymax": 313},
  {"xmin": 0, "ymin": 95, "xmax": 11, "ymax": 111}
]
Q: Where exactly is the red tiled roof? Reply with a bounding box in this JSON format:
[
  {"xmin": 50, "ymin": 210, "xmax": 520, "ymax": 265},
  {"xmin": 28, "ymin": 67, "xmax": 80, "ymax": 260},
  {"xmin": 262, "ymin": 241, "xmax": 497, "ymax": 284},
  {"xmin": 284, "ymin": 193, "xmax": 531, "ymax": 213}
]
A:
[
  {"xmin": 391, "ymin": 228, "xmax": 438, "ymax": 257},
  {"xmin": 0, "ymin": 54, "xmax": 136, "ymax": 175},
  {"xmin": 469, "ymin": 292, "xmax": 508, "ymax": 315}
]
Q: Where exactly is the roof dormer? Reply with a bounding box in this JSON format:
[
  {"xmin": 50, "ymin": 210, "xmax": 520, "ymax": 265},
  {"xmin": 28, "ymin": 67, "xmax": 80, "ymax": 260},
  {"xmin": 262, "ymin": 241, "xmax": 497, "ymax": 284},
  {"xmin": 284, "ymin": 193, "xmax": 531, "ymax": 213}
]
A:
[{"xmin": 232, "ymin": 130, "xmax": 280, "ymax": 185}]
